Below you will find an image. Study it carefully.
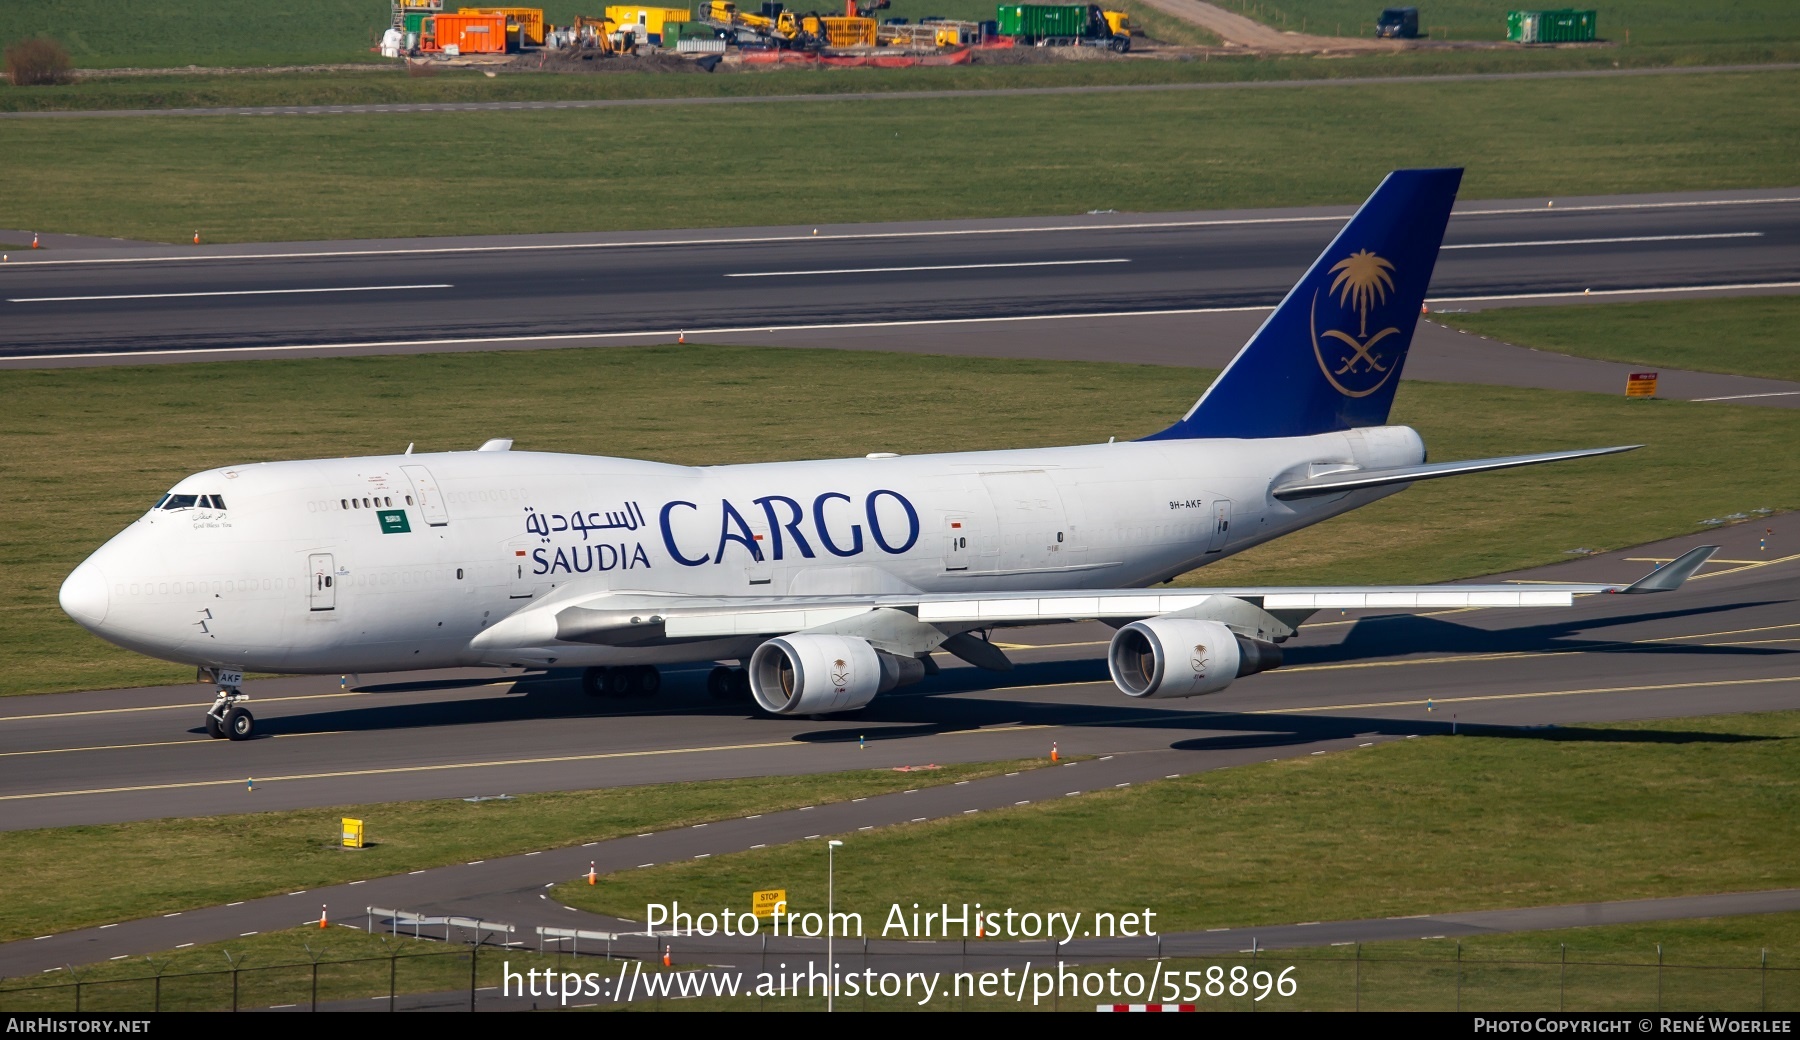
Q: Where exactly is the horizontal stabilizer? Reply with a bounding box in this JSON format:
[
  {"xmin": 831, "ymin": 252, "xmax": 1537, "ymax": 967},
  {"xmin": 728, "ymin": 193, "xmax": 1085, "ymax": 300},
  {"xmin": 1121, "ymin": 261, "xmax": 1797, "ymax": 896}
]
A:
[
  {"xmin": 1271, "ymin": 444, "xmax": 1641, "ymax": 501},
  {"xmin": 1620, "ymin": 544, "xmax": 1718, "ymax": 593}
]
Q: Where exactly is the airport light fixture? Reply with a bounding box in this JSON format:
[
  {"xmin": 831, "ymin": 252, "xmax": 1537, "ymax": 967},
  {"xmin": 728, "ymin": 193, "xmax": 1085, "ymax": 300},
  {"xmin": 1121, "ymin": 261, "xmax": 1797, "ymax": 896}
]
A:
[{"xmin": 827, "ymin": 839, "xmax": 844, "ymax": 1012}]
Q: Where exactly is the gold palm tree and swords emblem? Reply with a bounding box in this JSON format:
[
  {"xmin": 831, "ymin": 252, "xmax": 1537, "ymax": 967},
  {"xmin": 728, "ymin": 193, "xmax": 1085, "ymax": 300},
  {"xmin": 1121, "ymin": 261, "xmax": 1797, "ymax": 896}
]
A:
[{"xmin": 1310, "ymin": 249, "xmax": 1405, "ymax": 399}]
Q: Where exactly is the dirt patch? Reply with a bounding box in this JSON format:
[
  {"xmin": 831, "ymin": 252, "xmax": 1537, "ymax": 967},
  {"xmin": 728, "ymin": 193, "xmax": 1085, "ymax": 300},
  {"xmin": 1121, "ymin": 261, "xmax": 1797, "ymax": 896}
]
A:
[{"xmin": 505, "ymin": 49, "xmax": 718, "ymax": 74}]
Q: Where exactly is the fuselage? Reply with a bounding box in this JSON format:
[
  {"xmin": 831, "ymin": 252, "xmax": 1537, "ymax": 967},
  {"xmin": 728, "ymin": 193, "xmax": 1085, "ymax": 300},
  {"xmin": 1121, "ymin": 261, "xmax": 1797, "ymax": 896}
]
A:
[{"xmin": 59, "ymin": 426, "xmax": 1425, "ymax": 674}]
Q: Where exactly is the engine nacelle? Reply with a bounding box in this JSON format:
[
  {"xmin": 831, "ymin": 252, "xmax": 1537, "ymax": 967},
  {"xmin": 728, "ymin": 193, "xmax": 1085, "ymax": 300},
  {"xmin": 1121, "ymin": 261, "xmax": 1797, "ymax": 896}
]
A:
[
  {"xmin": 748, "ymin": 634, "xmax": 925, "ymax": 715},
  {"xmin": 1106, "ymin": 617, "xmax": 1283, "ymax": 699}
]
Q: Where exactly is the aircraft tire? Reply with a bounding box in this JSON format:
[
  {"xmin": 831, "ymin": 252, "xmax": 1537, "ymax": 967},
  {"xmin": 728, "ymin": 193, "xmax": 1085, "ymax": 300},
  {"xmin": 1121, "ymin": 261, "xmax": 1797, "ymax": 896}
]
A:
[
  {"xmin": 604, "ymin": 668, "xmax": 634, "ymax": 698},
  {"xmin": 707, "ymin": 666, "xmax": 735, "ymax": 700},
  {"xmin": 729, "ymin": 668, "xmax": 752, "ymax": 702},
  {"xmin": 581, "ymin": 666, "xmax": 607, "ymax": 698},
  {"xmin": 205, "ymin": 713, "xmax": 225, "ymax": 739},
  {"xmin": 224, "ymin": 707, "xmax": 255, "ymax": 741},
  {"xmin": 633, "ymin": 666, "xmax": 662, "ymax": 697}
]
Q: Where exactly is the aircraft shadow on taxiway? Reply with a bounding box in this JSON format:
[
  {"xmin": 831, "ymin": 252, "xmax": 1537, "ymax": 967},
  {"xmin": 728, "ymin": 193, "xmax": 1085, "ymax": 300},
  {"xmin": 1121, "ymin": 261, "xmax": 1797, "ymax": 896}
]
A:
[
  {"xmin": 1279, "ymin": 601, "xmax": 1791, "ymax": 666},
  {"xmin": 793, "ymin": 700, "xmax": 1778, "ymax": 752},
  {"xmin": 182, "ymin": 602, "xmax": 1789, "ymax": 740}
]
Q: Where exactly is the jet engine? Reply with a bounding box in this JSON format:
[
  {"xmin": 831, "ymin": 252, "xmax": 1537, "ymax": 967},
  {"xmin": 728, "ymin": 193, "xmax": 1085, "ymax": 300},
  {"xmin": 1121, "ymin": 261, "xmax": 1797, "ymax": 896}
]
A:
[
  {"xmin": 1106, "ymin": 617, "xmax": 1284, "ymax": 699},
  {"xmin": 749, "ymin": 634, "xmax": 927, "ymax": 715}
]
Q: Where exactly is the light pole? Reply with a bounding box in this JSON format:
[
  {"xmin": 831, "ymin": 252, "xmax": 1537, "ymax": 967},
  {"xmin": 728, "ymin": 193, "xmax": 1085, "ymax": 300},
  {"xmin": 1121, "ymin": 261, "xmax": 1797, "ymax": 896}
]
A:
[{"xmin": 827, "ymin": 839, "xmax": 844, "ymax": 1012}]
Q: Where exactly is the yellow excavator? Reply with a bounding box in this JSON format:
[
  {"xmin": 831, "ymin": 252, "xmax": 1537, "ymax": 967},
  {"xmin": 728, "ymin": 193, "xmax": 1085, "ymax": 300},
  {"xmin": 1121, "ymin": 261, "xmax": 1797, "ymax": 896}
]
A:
[{"xmin": 700, "ymin": 1, "xmax": 829, "ymax": 49}]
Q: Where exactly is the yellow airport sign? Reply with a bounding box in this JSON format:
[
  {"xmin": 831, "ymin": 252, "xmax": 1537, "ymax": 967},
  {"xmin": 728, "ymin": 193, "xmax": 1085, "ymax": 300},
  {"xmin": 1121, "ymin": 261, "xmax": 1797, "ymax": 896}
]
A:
[
  {"xmin": 341, "ymin": 817, "xmax": 365, "ymax": 849},
  {"xmin": 752, "ymin": 888, "xmax": 787, "ymax": 918},
  {"xmin": 1626, "ymin": 371, "xmax": 1658, "ymax": 398}
]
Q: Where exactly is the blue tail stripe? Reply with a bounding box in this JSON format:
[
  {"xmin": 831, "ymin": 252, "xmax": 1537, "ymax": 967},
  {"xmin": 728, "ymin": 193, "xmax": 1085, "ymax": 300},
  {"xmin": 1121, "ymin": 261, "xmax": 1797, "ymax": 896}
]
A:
[{"xmin": 1144, "ymin": 168, "xmax": 1463, "ymax": 441}]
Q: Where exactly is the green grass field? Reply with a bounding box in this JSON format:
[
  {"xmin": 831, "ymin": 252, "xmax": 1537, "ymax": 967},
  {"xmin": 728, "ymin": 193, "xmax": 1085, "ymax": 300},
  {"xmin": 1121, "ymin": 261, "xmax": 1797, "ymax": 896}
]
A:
[
  {"xmin": 561, "ymin": 711, "xmax": 1800, "ymax": 934},
  {"xmin": 1221, "ymin": 0, "xmax": 1800, "ymax": 46},
  {"xmin": 3, "ymin": 333, "xmax": 1795, "ymax": 697},
  {"xmin": 1440, "ymin": 297, "xmax": 1800, "ymax": 383},
  {"xmin": 2, "ymin": 69, "xmax": 1795, "ymax": 243},
  {"xmin": 11, "ymin": 42, "xmax": 1798, "ymax": 114},
  {"xmin": 0, "ymin": 759, "xmax": 1037, "ymax": 944}
]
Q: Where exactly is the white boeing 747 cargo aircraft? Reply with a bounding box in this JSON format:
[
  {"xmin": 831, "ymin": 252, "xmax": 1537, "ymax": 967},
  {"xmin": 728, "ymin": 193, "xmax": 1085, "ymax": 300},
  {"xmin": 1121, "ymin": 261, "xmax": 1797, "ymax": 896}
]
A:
[{"xmin": 60, "ymin": 169, "xmax": 1715, "ymax": 740}]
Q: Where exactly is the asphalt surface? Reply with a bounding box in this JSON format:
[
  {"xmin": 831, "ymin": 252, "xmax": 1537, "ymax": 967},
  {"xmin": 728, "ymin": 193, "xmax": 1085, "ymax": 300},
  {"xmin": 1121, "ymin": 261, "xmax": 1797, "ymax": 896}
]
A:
[
  {"xmin": 6, "ymin": 513, "xmax": 1796, "ymax": 833},
  {"xmin": 2, "ymin": 188, "xmax": 1796, "ymax": 374},
  {"xmin": 3, "ymin": 63, "xmax": 1792, "ymax": 122},
  {"xmin": 2, "ymin": 511, "xmax": 1796, "ymax": 983}
]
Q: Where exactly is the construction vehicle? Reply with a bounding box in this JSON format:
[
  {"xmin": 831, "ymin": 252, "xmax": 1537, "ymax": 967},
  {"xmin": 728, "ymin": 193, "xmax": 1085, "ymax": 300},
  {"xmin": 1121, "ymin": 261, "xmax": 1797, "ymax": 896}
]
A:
[
  {"xmin": 569, "ymin": 12, "xmax": 632, "ymax": 52},
  {"xmin": 700, "ymin": 1, "xmax": 830, "ymax": 49},
  {"xmin": 995, "ymin": 3, "xmax": 1131, "ymax": 51}
]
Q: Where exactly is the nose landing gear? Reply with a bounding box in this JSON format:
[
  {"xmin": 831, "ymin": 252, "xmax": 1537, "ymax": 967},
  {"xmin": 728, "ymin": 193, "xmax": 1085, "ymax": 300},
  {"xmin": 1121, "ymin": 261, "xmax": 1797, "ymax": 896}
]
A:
[{"xmin": 202, "ymin": 667, "xmax": 255, "ymax": 741}]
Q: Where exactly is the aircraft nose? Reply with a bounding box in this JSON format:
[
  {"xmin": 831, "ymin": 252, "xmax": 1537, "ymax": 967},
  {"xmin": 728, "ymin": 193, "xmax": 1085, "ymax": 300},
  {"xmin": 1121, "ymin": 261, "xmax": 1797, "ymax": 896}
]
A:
[{"xmin": 59, "ymin": 559, "xmax": 111, "ymax": 628}]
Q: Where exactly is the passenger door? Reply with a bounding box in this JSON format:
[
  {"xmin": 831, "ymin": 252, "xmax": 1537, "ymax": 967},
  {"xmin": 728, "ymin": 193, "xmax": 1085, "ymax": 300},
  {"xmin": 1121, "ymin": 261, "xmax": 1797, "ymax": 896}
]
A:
[
  {"xmin": 943, "ymin": 515, "xmax": 970, "ymax": 571},
  {"xmin": 401, "ymin": 465, "xmax": 450, "ymax": 526},
  {"xmin": 308, "ymin": 553, "xmax": 336, "ymax": 611},
  {"xmin": 1207, "ymin": 499, "xmax": 1233, "ymax": 553}
]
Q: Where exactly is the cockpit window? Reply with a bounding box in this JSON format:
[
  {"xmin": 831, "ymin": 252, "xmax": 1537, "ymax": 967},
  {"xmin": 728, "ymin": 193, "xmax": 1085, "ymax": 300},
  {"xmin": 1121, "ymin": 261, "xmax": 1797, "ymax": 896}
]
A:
[{"xmin": 154, "ymin": 493, "xmax": 226, "ymax": 511}]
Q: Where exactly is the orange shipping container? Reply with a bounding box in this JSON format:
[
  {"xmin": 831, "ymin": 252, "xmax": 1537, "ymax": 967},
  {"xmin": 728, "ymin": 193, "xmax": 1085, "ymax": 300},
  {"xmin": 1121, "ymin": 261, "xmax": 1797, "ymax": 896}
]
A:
[
  {"xmin": 429, "ymin": 12, "xmax": 509, "ymax": 52},
  {"xmin": 460, "ymin": 7, "xmax": 545, "ymax": 46}
]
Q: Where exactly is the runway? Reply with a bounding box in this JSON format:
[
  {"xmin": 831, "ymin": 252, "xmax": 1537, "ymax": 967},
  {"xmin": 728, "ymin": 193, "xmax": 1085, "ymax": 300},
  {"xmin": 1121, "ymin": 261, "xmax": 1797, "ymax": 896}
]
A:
[
  {"xmin": 2, "ymin": 187, "xmax": 1796, "ymax": 365},
  {"xmin": 4, "ymin": 512, "xmax": 1795, "ymax": 833}
]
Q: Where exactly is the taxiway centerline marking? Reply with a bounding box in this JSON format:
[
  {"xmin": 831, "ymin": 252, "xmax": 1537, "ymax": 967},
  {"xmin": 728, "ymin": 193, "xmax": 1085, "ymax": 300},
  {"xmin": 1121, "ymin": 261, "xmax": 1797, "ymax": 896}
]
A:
[
  {"xmin": 0, "ymin": 738, "xmax": 803, "ymax": 801},
  {"xmin": 725, "ymin": 259, "xmax": 1130, "ymax": 278},
  {"xmin": 1440, "ymin": 232, "xmax": 1763, "ymax": 251},
  {"xmin": 0, "ymin": 730, "xmax": 347, "ymax": 759},
  {"xmin": 6, "ymin": 284, "xmax": 452, "ymax": 303},
  {"xmin": 0, "ymin": 690, "xmax": 376, "ymax": 723}
]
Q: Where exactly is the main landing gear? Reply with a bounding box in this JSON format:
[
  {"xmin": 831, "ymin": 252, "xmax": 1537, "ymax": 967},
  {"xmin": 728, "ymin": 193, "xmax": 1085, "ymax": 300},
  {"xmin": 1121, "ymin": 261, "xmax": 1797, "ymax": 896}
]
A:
[
  {"xmin": 706, "ymin": 665, "xmax": 752, "ymax": 703},
  {"xmin": 204, "ymin": 677, "xmax": 255, "ymax": 741},
  {"xmin": 581, "ymin": 665, "xmax": 661, "ymax": 699}
]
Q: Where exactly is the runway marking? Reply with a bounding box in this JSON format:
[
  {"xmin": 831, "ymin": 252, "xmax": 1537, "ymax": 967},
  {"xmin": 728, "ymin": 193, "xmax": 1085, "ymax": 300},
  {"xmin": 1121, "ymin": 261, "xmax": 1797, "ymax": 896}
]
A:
[
  {"xmin": 3, "ymin": 179, "xmax": 1797, "ymax": 267},
  {"xmin": 1440, "ymin": 232, "xmax": 1763, "ymax": 251},
  {"xmin": 6, "ymin": 284, "xmax": 452, "ymax": 303},
  {"xmin": 0, "ymin": 734, "xmax": 802, "ymax": 798},
  {"xmin": 724, "ymin": 259, "xmax": 1130, "ymax": 278},
  {"xmin": 11, "ymin": 284, "xmax": 1799, "ymax": 365}
]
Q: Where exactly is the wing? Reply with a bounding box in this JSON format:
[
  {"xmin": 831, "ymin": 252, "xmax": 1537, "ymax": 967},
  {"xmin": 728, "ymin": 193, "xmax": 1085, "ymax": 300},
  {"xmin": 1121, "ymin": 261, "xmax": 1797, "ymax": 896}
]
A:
[{"xmin": 471, "ymin": 545, "xmax": 1718, "ymax": 655}]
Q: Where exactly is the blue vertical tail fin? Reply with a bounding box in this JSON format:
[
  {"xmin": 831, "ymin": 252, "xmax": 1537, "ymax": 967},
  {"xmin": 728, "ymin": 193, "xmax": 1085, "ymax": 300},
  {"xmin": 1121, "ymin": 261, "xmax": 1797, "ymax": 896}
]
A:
[{"xmin": 1144, "ymin": 168, "xmax": 1463, "ymax": 441}]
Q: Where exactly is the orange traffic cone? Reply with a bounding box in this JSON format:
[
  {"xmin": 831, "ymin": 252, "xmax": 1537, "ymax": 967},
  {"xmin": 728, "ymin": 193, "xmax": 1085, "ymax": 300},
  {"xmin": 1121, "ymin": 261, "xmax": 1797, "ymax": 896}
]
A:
[
  {"xmin": 1050, "ymin": 741, "xmax": 1059, "ymax": 762},
  {"xmin": 677, "ymin": 331, "xmax": 686, "ymax": 344},
  {"xmin": 319, "ymin": 904, "xmax": 328, "ymax": 929},
  {"xmin": 662, "ymin": 944, "xmax": 672, "ymax": 967},
  {"xmin": 31, "ymin": 233, "xmax": 39, "ymax": 249},
  {"xmin": 192, "ymin": 230, "xmax": 200, "ymax": 245},
  {"xmin": 587, "ymin": 861, "xmax": 597, "ymax": 885}
]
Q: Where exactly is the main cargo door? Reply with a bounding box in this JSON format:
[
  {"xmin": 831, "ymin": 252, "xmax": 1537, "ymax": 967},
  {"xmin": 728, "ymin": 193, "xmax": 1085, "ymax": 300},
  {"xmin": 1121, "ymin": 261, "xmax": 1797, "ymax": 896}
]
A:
[{"xmin": 981, "ymin": 470, "xmax": 1068, "ymax": 573}]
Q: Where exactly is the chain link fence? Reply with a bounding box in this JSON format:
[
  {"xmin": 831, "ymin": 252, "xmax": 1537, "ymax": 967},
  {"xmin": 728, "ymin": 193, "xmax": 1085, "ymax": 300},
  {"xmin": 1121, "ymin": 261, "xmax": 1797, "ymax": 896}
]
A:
[{"xmin": 2, "ymin": 940, "xmax": 1795, "ymax": 1012}]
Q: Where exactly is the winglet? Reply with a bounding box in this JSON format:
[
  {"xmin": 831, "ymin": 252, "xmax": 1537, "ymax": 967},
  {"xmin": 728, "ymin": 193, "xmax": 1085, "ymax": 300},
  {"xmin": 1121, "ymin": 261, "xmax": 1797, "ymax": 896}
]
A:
[{"xmin": 1619, "ymin": 545, "xmax": 1719, "ymax": 593}]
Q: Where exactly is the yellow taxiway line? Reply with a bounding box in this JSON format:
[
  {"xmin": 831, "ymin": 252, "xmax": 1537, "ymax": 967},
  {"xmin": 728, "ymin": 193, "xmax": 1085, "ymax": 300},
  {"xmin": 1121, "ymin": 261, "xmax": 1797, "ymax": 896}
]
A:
[
  {"xmin": 6, "ymin": 672, "xmax": 1799, "ymax": 802},
  {"xmin": 0, "ymin": 738, "xmax": 803, "ymax": 802}
]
